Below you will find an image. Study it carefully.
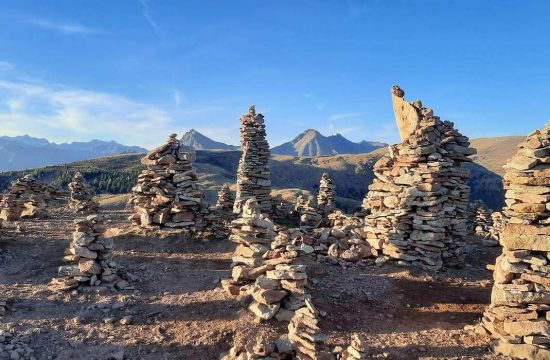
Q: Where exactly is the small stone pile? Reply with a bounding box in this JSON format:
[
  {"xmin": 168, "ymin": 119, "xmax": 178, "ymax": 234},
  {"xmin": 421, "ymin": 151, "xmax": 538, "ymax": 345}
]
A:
[
  {"xmin": 297, "ymin": 196, "xmax": 322, "ymax": 231},
  {"xmin": 288, "ymin": 299, "xmax": 331, "ymax": 359},
  {"xmin": 68, "ymin": 172, "xmax": 99, "ymax": 213},
  {"xmin": 317, "ymin": 173, "xmax": 336, "ymax": 215},
  {"xmin": 362, "ymin": 86, "xmax": 475, "ymax": 271},
  {"xmin": 340, "ymin": 334, "xmax": 369, "ymax": 360},
  {"xmin": 272, "ymin": 194, "xmax": 296, "ymax": 220},
  {"xmin": 468, "ymin": 200, "xmax": 496, "ymax": 246},
  {"xmin": 129, "ymin": 134, "xmax": 210, "ymax": 231},
  {"xmin": 215, "ymin": 183, "xmax": 235, "ymax": 212},
  {"xmin": 221, "ymin": 337, "xmax": 294, "ymax": 360},
  {"xmin": 50, "ymin": 214, "xmax": 125, "ymax": 291},
  {"xmin": 323, "ymin": 211, "xmax": 375, "ymax": 264},
  {"xmin": 0, "ymin": 174, "xmax": 66, "ymax": 221},
  {"xmin": 482, "ymin": 121, "xmax": 550, "ymax": 359},
  {"xmin": 233, "ymin": 105, "xmax": 271, "ymax": 215}
]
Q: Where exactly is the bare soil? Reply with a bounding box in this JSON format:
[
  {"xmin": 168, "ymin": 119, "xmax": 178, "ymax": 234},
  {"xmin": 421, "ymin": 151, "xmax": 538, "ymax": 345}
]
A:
[{"xmin": 0, "ymin": 209, "xmax": 510, "ymax": 359}]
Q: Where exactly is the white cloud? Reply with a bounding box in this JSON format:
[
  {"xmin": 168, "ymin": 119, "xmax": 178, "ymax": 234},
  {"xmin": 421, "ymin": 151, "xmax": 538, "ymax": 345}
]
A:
[
  {"xmin": 0, "ymin": 74, "xmax": 174, "ymax": 148},
  {"xmin": 28, "ymin": 18, "xmax": 101, "ymax": 35}
]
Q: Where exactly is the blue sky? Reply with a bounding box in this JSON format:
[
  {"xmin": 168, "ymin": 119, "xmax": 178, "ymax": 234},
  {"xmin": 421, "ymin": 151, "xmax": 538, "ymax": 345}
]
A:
[{"xmin": 0, "ymin": 0, "xmax": 549, "ymax": 148}]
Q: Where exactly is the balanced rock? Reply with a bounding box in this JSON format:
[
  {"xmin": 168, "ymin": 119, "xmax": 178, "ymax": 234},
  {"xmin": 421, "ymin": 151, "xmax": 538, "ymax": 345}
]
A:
[{"xmin": 362, "ymin": 86, "xmax": 475, "ymax": 271}]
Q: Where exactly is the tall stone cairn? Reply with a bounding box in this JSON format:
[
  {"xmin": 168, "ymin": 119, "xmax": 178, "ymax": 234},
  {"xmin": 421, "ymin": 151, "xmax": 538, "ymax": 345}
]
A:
[
  {"xmin": 215, "ymin": 183, "xmax": 235, "ymax": 212},
  {"xmin": 50, "ymin": 214, "xmax": 124, "ymax": 291},
  {"xmin": 233, "ymin": 105, "xmax": 271, "ymax": 214},
  {"xmin": 482, "ymin": 121, "xmax": 550, "ymax": 359},
  {"xmin": 362, "ymin": 86, "xmax": 476, "ymax": 271},
  {"xmin": 0, "ymin": 174, "xmax": 66, "ymax": 221},
  {"xmin": 129, "ymin": 134, "xmax": 208, "ymax": 230},
  {"xmin": 68, "ymin": 172, "xmax": 99, "ymax": 213},
  {"xmin": 317, "ymin": 172, "xmax": 336, "ymax": 215}
]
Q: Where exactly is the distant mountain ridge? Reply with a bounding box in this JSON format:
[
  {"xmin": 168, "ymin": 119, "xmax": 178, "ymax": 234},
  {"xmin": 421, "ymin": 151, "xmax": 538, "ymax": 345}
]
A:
[
  {"xmin": 180, "ymin": 129, "xmax": 238, "ymax": 150},
  {"xmin": 271, "ymin": 129, "xmax": 387, "ymax": 157},
  {"xmin": 0, "ymin": 135, "xmax": 147, "ymax": 171}
]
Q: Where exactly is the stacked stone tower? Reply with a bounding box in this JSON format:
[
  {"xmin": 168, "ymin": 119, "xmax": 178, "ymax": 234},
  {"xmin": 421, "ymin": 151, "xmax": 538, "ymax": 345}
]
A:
[
  {"xmin": 469, "ymin": 200, "xmax": 492, "ymax": 236},
  {"xmin": 317, "ymin": 172, "xmax": 336, "ymax": 214},
  {"xmin": 129, "ymin": 134, "xmax": 209, "ymax": 230},
  {"xmin": 215, "ymin": 183, "xmax": 234, "ymax": 212},
  {"xmin": 68, "ymin": 172, "xmax": 99, "ymax": 213},
  {"xmin": 50, "ymin": 214, "xmax": 123, "ymax": 291},
  {"xmin": 482, "ymin": 121, "xmax": 550, "ymax": 359},
  {"xmin": 362, "ymin": 86, "xmax": 476, "ymax": 271},
  {"xmin": 233, "ymin": 105, "xmax": 271, "ymax": 214}
]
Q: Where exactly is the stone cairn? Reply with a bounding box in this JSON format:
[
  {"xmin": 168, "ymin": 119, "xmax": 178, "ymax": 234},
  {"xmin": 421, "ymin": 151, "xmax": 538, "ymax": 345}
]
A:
[
  {"xmin": 362, "ymin": 86, "xmax": 475, "ymax": 271},
  {"xmin": 0, "ymin": 174, "xmax": 66, "ymax": 221},
  {"xmin": 221, "ymin": 337, "xmax": 294, "ymax": 359},
  {"xmin": 468, "ymin": 199, "xmax": 491, "ymax": 235},
  {"xmin": 68, "ymin": 172, "xmax": 99, "ymax": 213},
  {"xmin": 129, "ymin": 134, "xmax": 210, "ymax": 231},
  {"xmin": 489, "ymin": 211, "xmax": 505, "ymax": 244},
  {"xmin": 272, "ymin": 194, "xmax": 296, "ymax": 220},
  {"xmin": 222, "ymin": 198, "xmax": 309, "ymax": 322},
  {"xmin": 340, "ymin": 334, "xmax": 369, "ymax": 360},
  {"xmin": 215, "ymin": 183, "xmax": 235, "ymax": 212},
  {"xmin": 50, "ymin": 214, "xmax": 126, "ymax": 291},
  {"xmin": 317, "ymin": 173, "xmax": 336, "ymax": 216},
  {"xmin": 233, "ymin": 105, "xmax": 272, "ymax": 215},
  {"xmin": 296, "ymin": 195, "xmax": 323, "ymax": 231},
  {"xmin": 482, "ymin": 121, "xmax": 550, "ymax": 359},
  {"xmin": 287, "ymin": 298, "xmax": 331, "ymax": 359}
]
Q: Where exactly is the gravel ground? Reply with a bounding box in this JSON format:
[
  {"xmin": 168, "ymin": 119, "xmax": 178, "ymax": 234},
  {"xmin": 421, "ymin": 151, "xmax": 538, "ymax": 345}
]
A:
[{"xmin": 0, "ymin": 209, "xmax": 510, "ymax": 359}]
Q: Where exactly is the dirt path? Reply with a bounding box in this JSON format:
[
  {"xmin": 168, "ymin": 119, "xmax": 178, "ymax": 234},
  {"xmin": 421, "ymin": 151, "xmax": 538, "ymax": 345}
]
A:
[{"xmin": 1, "ymin": 210, "xmax": 507, "ymax": 359}]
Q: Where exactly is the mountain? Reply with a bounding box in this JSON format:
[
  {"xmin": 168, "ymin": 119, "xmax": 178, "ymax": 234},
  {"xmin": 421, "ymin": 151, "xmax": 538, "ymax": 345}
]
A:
[
  {"xmin": 0, "ymin": 135, "xmax": 147, "ymax": 171},
  {"xmin": 180, "ymin": 129, "xmax": 238, "ymax": 150},
  {"xmin": 271, "ymin": 129, "xmax": 387, "ymax": 156},
  {"xmin": 470, "ymin": 136, "xmax": 524, "ymax": 176},
  {"xmin": 0, "ymin": 146, "xmax": 503, "ymax": 212}
]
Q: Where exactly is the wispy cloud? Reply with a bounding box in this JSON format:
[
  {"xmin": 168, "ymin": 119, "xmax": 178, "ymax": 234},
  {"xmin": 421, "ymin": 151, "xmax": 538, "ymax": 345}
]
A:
[
  {"xmin": 328, "ymin": 112, "xmax": 365, "ymax": 121},
  {"xmin": 138, "ymin": 0, "xmax": 162, "ymax": 37},
  {"xmin": 28, "ymin": 18, "xmax": 102, "ymax": 35},
  {"xmin": 173, "ymin": 90, "xmax": 182, "ymax": 106},
  {"xmin": 302, "ymin": 93, "xmax": 326, "ymax": 110}
]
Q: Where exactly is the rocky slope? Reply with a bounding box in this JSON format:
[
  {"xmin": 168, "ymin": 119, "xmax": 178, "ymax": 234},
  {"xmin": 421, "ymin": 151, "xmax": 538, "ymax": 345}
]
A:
[
  {"xmin": 271, "ymin": 129, "xmax": 386, "ymax": 157},
  {"xmin": 469, "ymin": 136, "xmax": 524, "ymax": 176},
  {"xmin": 180, "ymin": 129, "xmax": 239, "ymax": 150}
]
